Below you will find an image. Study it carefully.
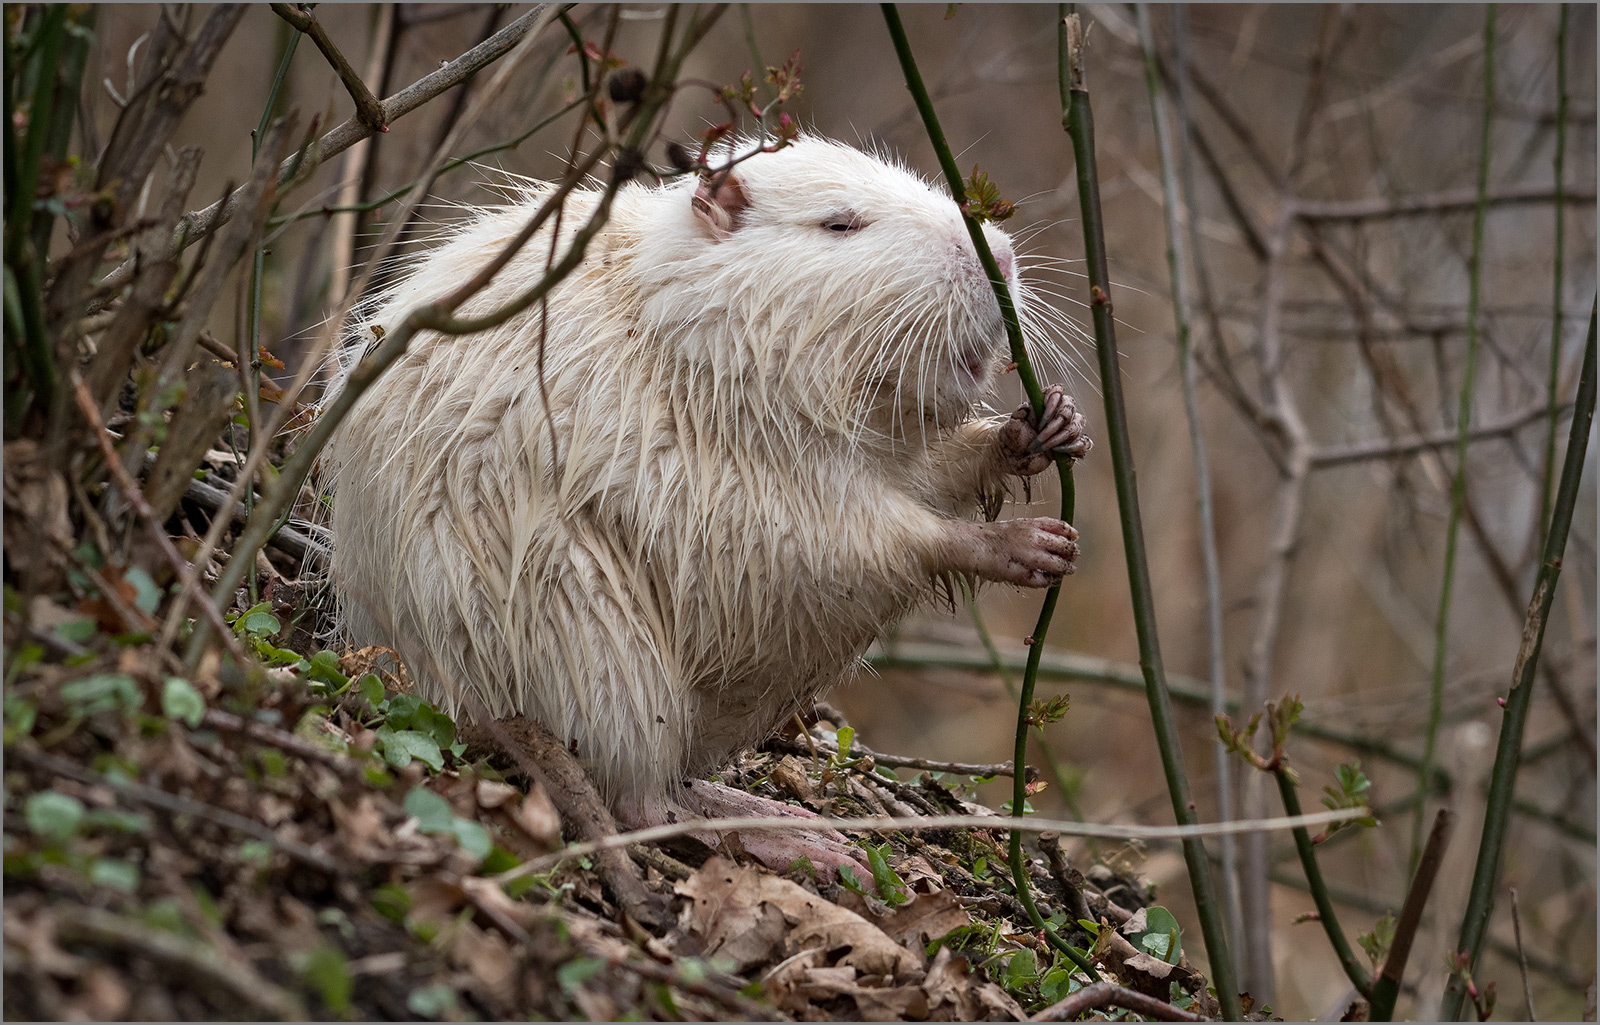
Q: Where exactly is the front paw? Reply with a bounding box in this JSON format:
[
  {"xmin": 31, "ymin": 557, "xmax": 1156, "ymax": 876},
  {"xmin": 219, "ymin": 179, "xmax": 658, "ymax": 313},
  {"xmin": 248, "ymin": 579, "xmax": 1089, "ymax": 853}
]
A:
[
  {"xmin": 952, "ymin": 516, "xmax": 1079, "ymax": 587},
  {"xmin": 996, "ymin": 385, "xmax": 1093, "ymax": 477}
]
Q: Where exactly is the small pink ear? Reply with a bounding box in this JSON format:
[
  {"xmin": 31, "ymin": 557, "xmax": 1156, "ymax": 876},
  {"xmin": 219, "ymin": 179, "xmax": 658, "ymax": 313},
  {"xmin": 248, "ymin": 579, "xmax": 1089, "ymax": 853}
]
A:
[{"xmin": 691, "ymin": 171, "xmax": 749, "ymax": 240}]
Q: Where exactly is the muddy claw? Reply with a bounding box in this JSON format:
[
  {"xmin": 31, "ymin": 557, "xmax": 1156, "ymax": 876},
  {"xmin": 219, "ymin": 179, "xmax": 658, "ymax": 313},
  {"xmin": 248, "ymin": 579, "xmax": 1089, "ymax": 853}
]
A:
[{"xmin": 998, "ymin": 384, "xmax": 1093, "ymax": 476}]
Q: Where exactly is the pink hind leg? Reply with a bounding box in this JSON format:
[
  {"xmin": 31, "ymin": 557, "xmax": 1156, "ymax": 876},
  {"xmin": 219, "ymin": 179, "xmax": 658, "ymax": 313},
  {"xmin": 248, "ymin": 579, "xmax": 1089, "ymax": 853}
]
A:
[{"xmin": 614, "ymin": 780, "xmax": 869, "ymax": 881}]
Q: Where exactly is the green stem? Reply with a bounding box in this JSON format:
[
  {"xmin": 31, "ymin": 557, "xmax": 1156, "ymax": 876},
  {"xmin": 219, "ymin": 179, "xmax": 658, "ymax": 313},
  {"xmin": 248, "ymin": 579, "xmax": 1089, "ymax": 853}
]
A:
[
  {"xmin": 1059, "ymin": 9, "xmax": 1240, "ymax": 1017},
  {"xmin": 966, "ymin": 596, "xmax": 1090, "ymax": 830},
  {"xmin": 1414, "ymin": 3, "xmax": 1495, "ymax": 875},
  {"xmin": 880, "ymin": 3, "xmax": 1094, "ymax": 980},
  {"xmin": 1440, "ymin": 301, "xmax": 1596, "ymax": 1020},
  {"xmin": 32, "ymin": 6, "xmax": 93, "ymax": 265},
  {"xmin": 3, "ymin": 6, "xmax": 68, "ymax": 422},
  {"xmin": 4, "ymin": 4, "xmax": 66, "ymax": 265},
  {"xmin": 1134, "ymin": 1, "xmax": 1241, "ymax": 958},
  {"xmin": 256, "ymin": 23, "xmax": 304, "ymax": 161},
  {"xmin": 1274, "ymin": 768, "xmax": 1373, "ymax": 997},
  {"xmin": 243, "ymin": 29, "xmax": 301, "ymax": 605},
  {"xmin": 1541, "ymin": 3, "xmax": 1568, "ymax": 539},
  {"xmin": 737, "ymin": 4, "xmax": 773, "ymax": 104}
]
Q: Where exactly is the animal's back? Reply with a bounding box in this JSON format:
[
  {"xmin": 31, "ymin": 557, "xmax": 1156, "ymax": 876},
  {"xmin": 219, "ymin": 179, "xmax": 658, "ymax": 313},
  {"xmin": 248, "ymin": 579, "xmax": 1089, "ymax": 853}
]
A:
[{"xmin": 324, "ymin": 138, "xmax": 1085, "ymax": 814}]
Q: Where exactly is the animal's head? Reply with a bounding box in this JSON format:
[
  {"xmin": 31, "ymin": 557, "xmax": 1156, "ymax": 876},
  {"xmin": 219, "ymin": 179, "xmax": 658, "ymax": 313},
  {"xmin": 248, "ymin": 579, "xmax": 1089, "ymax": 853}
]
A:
[{"xmin": 634, "ymin": 137, "xmax": 1064, "ymax": 443}]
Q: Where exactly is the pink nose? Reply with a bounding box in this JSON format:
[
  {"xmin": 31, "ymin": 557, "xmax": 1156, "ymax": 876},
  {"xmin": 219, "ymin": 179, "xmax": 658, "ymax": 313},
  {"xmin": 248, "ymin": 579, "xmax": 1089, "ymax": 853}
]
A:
[{"xmin": 993, "ymin": 246, "xmax": 1015, "ymax": 281}]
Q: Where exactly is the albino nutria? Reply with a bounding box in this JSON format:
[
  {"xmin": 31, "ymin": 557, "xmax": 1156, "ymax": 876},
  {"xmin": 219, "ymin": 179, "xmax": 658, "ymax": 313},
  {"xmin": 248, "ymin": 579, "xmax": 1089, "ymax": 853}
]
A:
[{"xmin": 324, "ymin": 137, "xmax": 1090, "ymax": 874}]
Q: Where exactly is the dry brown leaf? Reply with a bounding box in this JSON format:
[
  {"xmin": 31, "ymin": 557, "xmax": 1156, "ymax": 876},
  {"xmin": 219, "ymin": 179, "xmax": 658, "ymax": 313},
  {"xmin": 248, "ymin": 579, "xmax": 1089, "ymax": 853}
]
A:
[
  {"xmin": 328, "ymin": 794, "xmax": 389, "ymax": 862},
  {"xmin": 2, "ymin": 909, "xmax": 85, "ymax": 978},
  {"xmin": 678, "ymin": 857, "xmax": 922, "ymax": 979},
  {"xmin": 676, "ymin": 857, "xmax": 790, "ymax": 972},
  {"xmin": 406, "ymin": 877, "xmax": 469, "ymax": 934},
  {"xmin": 475, "ymin": 779, "xmax": 519, "ymax": 809},
  {"xmin": 893, "ymin": 853, "xmax": 947, "ymax": 894},
  {"xmin": 770, "ymin": 754, "xmax": 816, "ymax": 803},
  {"xmin": 3, "ymin": 442, "xmax": 72, "ymax": 580},
  {"xmin": 340, "ymin": 645, "xmax": 414, "ymax": 694},
  {"xmin": 513, "ymin": 782, "xmax": 561, "ymax": 847},
  {"xmin": 875, "ymin": 887, "xmax": 971, "ymax": 956},
  {"xmin": 924, "ymin": 947, "xmax": 1026, "ymax": 1022},
  {"xmin": 449, "ymin": 922, "xmax": 519, "ymax": 1009},
  {"xmin": 852, "ymin": 980, "xmax": 932, "ymax": 1021},
  {"xmin": 69, "ymin": 964, "xmax": 130, "ymax": 1021}
]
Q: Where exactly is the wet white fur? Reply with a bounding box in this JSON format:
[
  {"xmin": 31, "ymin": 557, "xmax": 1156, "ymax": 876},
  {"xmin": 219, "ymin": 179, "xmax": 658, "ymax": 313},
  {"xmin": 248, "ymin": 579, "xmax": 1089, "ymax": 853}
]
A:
[{"xmin": 323, "ymin": 137, "xmax": 1057, "ymax": 809}]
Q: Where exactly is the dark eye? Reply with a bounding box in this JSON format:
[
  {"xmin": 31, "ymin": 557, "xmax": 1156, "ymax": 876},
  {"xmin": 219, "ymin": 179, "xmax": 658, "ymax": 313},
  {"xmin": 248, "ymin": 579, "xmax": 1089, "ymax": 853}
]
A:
[{"xmin": 821, "ymin": 213, "xmax": 866, "ymax": 234}]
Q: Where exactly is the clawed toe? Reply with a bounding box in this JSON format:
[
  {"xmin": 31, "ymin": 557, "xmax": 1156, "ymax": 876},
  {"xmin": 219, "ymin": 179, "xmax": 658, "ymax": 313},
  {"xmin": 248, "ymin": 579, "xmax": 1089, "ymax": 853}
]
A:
[{"xmin": 1002, "ymin": 386, "xmax": 1092, "ymax": 472}]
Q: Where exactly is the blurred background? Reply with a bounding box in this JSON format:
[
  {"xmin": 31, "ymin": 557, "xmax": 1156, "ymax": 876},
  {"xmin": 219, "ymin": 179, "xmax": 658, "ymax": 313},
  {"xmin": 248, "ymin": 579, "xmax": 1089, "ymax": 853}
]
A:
[{"xmin": 78, "ymin": 5, "xmax": 1596, "ymax": 1019}]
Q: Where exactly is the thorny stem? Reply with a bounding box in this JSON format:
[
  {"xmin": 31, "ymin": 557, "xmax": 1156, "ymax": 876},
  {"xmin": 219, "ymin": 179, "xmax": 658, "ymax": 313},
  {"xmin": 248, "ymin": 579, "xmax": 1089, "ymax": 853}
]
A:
[
  {"xmin": 1273, "ymin": 767, "xmax": 1372, "ymax": 998},
  {"xmin": 1415, "ymin": 3, "xmax": 1495, "ymax": 875},
  {"xmin": 1134, "ymin": 1, "xmax": 1241, "ymax": 959},
  {"xmin": 1441, "ymin": 302, "xmax": 1595, "ymax": 1020},
  {"xmin": 1060, "ymin": 10, "xmax": 1241, "ymax": 1017},
  {"xmin": 1541, "ymin": 3, "xmax": 1569, "ymax": 540},
  {"xmin": 880, "ymin": 3, "xmax": 1095, "ymax": 981}
]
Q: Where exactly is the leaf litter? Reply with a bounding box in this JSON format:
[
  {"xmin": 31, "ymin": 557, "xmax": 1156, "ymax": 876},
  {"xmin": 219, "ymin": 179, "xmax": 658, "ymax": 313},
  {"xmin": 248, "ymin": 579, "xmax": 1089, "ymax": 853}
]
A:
[{"xmin": 4, "ymin": 590, "xmax": 1230, "ymax": 1021}]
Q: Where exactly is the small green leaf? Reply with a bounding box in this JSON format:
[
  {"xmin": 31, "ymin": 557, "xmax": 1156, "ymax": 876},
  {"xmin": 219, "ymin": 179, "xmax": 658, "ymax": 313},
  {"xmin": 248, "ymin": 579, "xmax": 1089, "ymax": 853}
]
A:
[
  {"xmin": 451, "ymin": 819, "xmax": 491, "ymax": 860},
  {"xmin": 60, "ymin": 673, "xmax": 141, "ymax": 716},
  {"xmin": 234, "ymin": 602, "xmax": 280, "ymax": 639},
  {"xmin": 837, "ymin": 863, "xmax": 870, "ymax": 897},
  {"xmin": 556, "ymin": 956, "xmax": 606, "ymax": 995},
  {"xmin": 1131, "ymin": 905, "xmax": 1183, "ymax": 965},
  {"xmin": 379, "ymin": 729, "xmax": 443, "ymax": 772},
  {"xmin": 4, "ymin": 695, "xmax": 38, "ymax": 742},
  {"xmin": 1358, "ymin": 911, "xmax": 1396, "ymax": 968},
  {"xmin": 307, "ymin": 650, "xmax": 348, "ymax": 688},
  {"xmin": 402, "ymin": 788, "xmax": 456, "ymax": 833},
  {"xmin": 124, "ymin": 566, "xmax": 162, "ymax": 615},
  {"xmin": 1040, "ymin": 966, "xmax": 1076, "ymax": 1004},
  {"xmin": 142, "ymin": 896, "xmax": 187, "ymax": 933},
  {"xmin": 371, "ymin": 883, "xmax": 411, "ymax": 922},
  {"xmin": 835, "ymin": 726, "xmax": 855, "ymax": 757},
  {"xmin": 479, "ymin": 845, "xmax": 521, "ymax": 875},
  {"xmin": 407, "ymin": 984, "xmax": 458, "ymax": 1019},
  {"xmin": 26, "ymin": 791, "xmax": 85, "ymax": 841},
  {"xmin": 161, "ymin": 677, "xmax": 205, "ymax": 727},
  {"xmin": 85, "ymin": 808, "xmax": 149, "ymax": 833},
  {"xmin": 1005, "ymin": 948, "xmax": 1039, "ymax": 989},
  {"xmin": 90, "ymin": 857, "xmax": 141, "ymax": 892},
  {"xmin": 300, "ymin": 942, "xmax": 351, "ymax": 1015},
  {"xmin": 238, "ymin": 840, "xmax": 273, "ymax": 867},
  {"xmin": 53, "ymin": 617, "xmax": 97, "ymax": 644},
  {"xmin": 358, "ymin": 674, "xmax": 385, "ymax": 706},
  {"xmin": 861, "ymin": 841, "xmax": 909, "ymax": 906}
]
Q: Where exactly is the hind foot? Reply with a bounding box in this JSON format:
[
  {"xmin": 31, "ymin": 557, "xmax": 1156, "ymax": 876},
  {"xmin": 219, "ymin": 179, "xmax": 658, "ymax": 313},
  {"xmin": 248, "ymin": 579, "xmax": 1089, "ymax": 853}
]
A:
[
  {"xmin": 617, "ymin": 780, "xmax": 869, "ymax": 881},
  {"xmin": 996, "ymin": 385, "xmax": 1092, "ymax": 477}
]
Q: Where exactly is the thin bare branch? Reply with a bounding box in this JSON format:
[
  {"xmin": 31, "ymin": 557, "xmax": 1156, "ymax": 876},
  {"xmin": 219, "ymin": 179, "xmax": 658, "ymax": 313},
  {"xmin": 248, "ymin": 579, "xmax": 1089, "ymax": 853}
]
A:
[
  {"xmin": 1310, "ymin": 400, "xmax": 1574, "ymax": 467},
  {"xmin": 1295, "ymin": 182, "xmax": 1593, "ymax": 222},
  {"xmin": 92, "ymin": 4, "xmax": 556, "ymax": 304},
  {"xmin": 269, "ymin": 3, "xmax": 387, "ymax": 130},
  {"xmin": 1029, "ymin": 982, "xmax": 1205, "ymax": 1022}
]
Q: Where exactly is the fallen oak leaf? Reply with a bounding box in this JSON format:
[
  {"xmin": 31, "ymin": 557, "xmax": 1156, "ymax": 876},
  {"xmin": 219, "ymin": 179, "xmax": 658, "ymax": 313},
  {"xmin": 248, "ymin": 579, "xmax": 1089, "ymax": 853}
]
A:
[{"xmin": 677, "ymin": 857, "xmax": 921, "ymax": 978}]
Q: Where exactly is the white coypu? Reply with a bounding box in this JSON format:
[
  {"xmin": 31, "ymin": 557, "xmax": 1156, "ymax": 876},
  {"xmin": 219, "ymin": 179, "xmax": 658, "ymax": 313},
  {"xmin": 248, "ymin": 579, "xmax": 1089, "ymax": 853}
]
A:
[{"xmin": 324, "ymin": 137, "xmax": 1091, "ymax": 873}]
